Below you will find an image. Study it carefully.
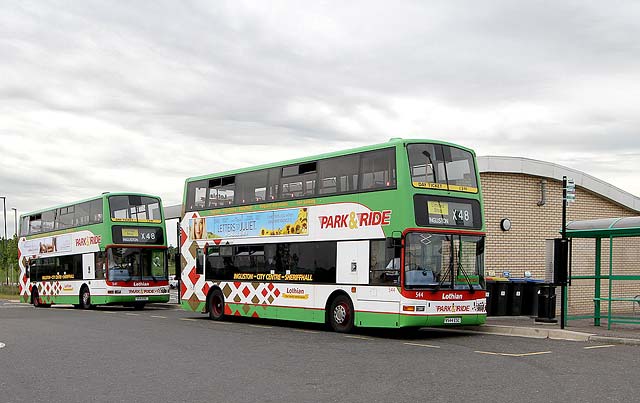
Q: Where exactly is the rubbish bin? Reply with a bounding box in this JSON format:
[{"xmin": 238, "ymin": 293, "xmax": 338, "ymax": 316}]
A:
[
  {"xmin": 535, "ymin": 284, "xmax": 557, "ymax": 323},
  {"xmin": 494, "ymin": 280, "xmax": 510, "ymax": 316},
  {"xmin": 485, "ymin": 280, "xmax": 496, "ymax": 316},
  {"xmin": 508, "ymin": 279, "xmax": 526, "ymax": 316},
  {"xmin": 522, "ymin": 279, "xmax": 544, "ymax": 317}
]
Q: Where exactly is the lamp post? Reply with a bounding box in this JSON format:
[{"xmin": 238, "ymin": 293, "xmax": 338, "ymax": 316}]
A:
[
  {"xmin": 11, "ymin": 207, "xmax": 17, "ymax": 286},
  {"xmin": 0, "ymin": 196, "xmax": 5, "ymax": 283},
  {"xmin": 11, "ymin": 208, "xmax": 17, "ymax": 238}
]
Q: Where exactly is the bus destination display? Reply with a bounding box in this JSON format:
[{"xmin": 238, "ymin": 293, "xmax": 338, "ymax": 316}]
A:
[
  {"xmin": 112, "ymin": 226, "xmax": 164, "ymax": 245},
  {"xmin": 427, "ymin": 201, "xmax": 473, "ymax": 227},
  {"xmin": 413, "ymin": 195, "xmax": 481, "ymax": 229}
]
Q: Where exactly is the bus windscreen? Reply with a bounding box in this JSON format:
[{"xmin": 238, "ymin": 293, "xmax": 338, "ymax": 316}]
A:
[
  {"xmin": 109, "ymin": 195, "xmax": 162, "ymax": 223},
  {"xmin": 407, "ymin": 144, "xmax": 478, "ymax": 193}
]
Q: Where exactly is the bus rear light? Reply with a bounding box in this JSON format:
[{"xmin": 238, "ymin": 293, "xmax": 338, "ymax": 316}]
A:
[
  {"xmin": 351, "ymin": 287, "xmax": 357, "ymax": 293},
  {"xmin": 403, "ymin": 305, "xmax": 415, "ymax": 312}
]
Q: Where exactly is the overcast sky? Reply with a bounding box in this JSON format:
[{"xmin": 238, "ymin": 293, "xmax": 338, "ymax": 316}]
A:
[{"xmin": 1, "ymin": 1, "xmax": 639, "ymax": 242}]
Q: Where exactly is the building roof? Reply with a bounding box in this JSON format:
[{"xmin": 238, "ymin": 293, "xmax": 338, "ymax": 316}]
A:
[{"xmin": 478, "ymin": 156, "xmax": 640, "ymax": 213}]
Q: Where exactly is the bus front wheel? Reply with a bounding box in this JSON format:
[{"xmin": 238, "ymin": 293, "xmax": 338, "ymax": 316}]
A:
[
  {"xmin": 79, "ymin": 287, "xmax": 92, "ymax": 310},
  {"xmin": 32, "ymin": 290, "xmax": 50, "ymax": 308},
  {"xmin": 329, "ymin": 295, "xmax": 354, "ymax": 333},
  {"xmin": 208, "ymin": 289, "xmax": 225, "ymax": 321}
]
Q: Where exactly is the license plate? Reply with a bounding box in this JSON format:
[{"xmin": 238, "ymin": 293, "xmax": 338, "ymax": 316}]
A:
[
  {"xmin": 135, "ymin": 297, "xmax": 149, "ymax": 301},
  {"xmin": 444, "ymin": 317, "xmax": 462, "ymax": 324}
]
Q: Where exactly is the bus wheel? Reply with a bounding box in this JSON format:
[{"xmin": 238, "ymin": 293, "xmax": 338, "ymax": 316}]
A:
[
  {"xmin": 133, "ymin": 302, "xmax": 145, "ymax": 310},
  {"xmin": 32, "ymin": 289, "xmax": 41, "ymax": 308},
  {"xmin": 80, "ymin": 287, "xmax": 92, "ymax": 310},
  {"xmin": 329, "ymin": 295, "xmax": 354, "ymax": 333},
  {"xmin": 208, "ymin": 289, "xmax": 225, "ymax": 321}
]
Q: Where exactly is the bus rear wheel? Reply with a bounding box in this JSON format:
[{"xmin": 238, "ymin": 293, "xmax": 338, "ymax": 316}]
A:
[
  {"xmin": 208, "ymin": 289, "xmax": 225, "ymax": 321},
  {"xmin": 79, "ymin": 287, "xmax": 92, "ymax": 310},
  {"xmin": 329, "ymin": 295, "xmax": 354, "ymax": 333}
]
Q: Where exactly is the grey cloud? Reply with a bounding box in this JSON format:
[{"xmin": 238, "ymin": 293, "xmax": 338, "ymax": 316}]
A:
[{"xmin": 1, "ymin": 0, "xmax": 639, "ymax": 215}]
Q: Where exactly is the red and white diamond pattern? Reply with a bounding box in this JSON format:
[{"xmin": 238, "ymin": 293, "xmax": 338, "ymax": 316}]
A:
[
  {"xmin": 180, "ymin": 214, "xmax": 206, "ymax": 305},
  {"xmin": 223, "ymin": 282, "xmax": 281, "ymax": 305}
]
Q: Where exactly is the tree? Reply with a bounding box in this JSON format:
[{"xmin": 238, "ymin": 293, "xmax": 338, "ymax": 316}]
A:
[{"xmin": 0, "ymin": 236, "xmax": 19, "ymax": 285}]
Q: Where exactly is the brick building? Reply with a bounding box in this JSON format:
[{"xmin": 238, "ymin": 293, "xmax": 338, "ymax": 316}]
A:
[{"xmin": 478, "ymin": 156, "xmax": 640, "ymax": 315}]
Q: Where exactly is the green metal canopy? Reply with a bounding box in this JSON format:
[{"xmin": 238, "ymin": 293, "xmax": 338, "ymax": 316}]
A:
[
  {"xmin": 564, "ymin": 215, "xmax": 640, "ymax": 330},
  {"xmin": 565, "ymin": 216, "xmax": 640, "ymax": 238}
]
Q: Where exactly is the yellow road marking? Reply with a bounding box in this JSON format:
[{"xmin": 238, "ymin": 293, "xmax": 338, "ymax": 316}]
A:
[
  {"xmin": 584, "ymin": 344, "xmax": 615, "ymax": 350},
  {"xmin": 403, "ymin": 342, "xmax": 441, "ymax": 349},
  {"xmin": 475, "ymin": 350, "xmax": 552, "ymax": 357},
  {"xmin": 248, "ymin": 324, "xmax": 272, "ymax": 329}
]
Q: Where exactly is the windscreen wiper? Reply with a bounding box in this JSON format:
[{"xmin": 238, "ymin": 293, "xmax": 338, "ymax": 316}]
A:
[
  {"xmin": 432, "ymin": 244, "xmax": 454, "ymax": 293},
  {"xmin": 457, "ymin": 260, "xmax": 475, "ymax": 293}
]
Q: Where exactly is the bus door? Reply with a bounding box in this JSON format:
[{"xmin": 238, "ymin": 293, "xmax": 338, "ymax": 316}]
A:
[
  {"xmin": 83, "ymin": 253, "xmax": 95, "ymax": 280},
  {"xmin": 336, "ymin": 241, "xmax": 369, "ymax": 285}
]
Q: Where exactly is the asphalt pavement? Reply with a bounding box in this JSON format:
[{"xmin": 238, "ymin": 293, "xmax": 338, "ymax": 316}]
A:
[
  {"xmin": 1, "ymin": 299, "xmax": 638, "ymax": 402},
  {"xmin": 466, "ymin": 314, "xmax": 640, "ymax": 345},
  {"xmin": 6, "ymin": 290, "xmax": 640, "ymax": 345}
]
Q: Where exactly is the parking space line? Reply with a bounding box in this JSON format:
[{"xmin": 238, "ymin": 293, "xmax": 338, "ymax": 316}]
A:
[
  {"xmin": 150, "ymin": 315, "xmax": 167, "ymax": 319},
  {"xmin": 248, "ymin": 324, "xmax": 273, "ymax": 329},
  {"xmin": 344, "ymin": 335, "xmax": 372, "ymax": 341},
  {"xmin": 403, "ymin": 342, "xmax": 440, "ymax": 349},
  {"xmin": 293, "ymin": 329, "xmax": 319, "ymax": 334},
  {"xmin": 475, "ymin": 350, "xmax": 552, "ymax": 357},
  {"xmin": 180, "ymin": 318, "xmax": 197, "ymax": 322},
  {"xmin": 584, "ymin": 345, "xmax": 615, "ymax": 350},
  {"xmin": 517, "ymin": 351, "xmax": 552, "ymax": 357},
  {"xmin": 125, "ymin": 313, "xmax": 140, "ymax": 316}
]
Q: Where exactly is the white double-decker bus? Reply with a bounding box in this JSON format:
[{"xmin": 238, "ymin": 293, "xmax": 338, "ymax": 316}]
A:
[{"xmin": 18, "ymin": 193, "xmax": 170, "ymax": 309}]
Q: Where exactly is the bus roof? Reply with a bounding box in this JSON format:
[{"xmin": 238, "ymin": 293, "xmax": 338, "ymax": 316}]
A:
[
  {"xmin": 20, "ymin": 192, "xmax": 163, "ymax": 217},
  {"xmin": 185, "ymin": 137, "xmax": 476, "ymax": 183}
]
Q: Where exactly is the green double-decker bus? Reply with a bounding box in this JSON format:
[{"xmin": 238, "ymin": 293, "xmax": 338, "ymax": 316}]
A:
[
  {"xmin": 179, "ymin": 138, "xmax": 486, "ymax": 331},
  {"xmin": 18, "ymin": 193, "xmax": 170, "ymax": 309}
]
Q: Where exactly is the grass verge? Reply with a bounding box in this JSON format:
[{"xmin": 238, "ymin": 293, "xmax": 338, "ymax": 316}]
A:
[{"xmin": 0, "ymin": 285, "xmax": 19, "ymax": 300}]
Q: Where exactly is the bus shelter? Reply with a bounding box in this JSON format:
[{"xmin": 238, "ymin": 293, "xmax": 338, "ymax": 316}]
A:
[{"xmin": 565, "ymin": 216, "xmax": 640, "ymax": 330}]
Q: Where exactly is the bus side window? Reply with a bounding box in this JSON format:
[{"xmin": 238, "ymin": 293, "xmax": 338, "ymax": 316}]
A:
[
  {"xmin": 196, "ymin": 247, "xmax": 205, "ymax": 275},
  {"xmin": 370, "ymin": 240, "xmax": 398, "ymax": 285},
  {"xmin": 95, "ymin": 252, "xmax": 106, "ymax": 280}
]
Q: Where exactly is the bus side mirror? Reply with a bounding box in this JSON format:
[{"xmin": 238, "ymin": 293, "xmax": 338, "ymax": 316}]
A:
[{"xmin": 385, "ymin": 237, "xmax": 402, "ymax": 248}]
